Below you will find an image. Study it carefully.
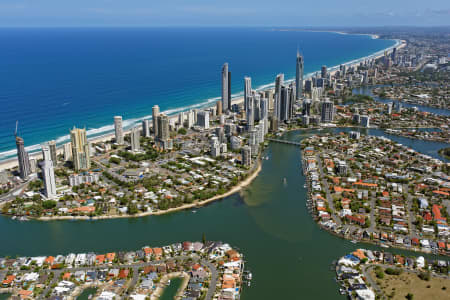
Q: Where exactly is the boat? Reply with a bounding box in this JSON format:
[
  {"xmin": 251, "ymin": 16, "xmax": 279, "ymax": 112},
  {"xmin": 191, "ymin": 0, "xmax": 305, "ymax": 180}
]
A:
[
  {"xmin": 283, "ymin": 178, "xmax": 287, "ymax": 185},
  {"xmin": 12, "ymin": 216, "xmax": 17, "ymax": 220},
  {"xmin": 351, "ymin": 240, "xmax": 358, "ymax": 244},
  {"xmin": 192, "ymin": 210, "xmax": 197, "ymax": 213},
  {"xmin": 380, "ymin": 244, "xmax": 389, "ymax": 249}
]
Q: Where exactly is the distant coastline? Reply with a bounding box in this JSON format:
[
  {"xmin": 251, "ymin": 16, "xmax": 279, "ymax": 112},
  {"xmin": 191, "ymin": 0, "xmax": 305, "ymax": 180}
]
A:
[{"xmin": 274, "ymin": 28, "xmax": 380, "ymax": 40}]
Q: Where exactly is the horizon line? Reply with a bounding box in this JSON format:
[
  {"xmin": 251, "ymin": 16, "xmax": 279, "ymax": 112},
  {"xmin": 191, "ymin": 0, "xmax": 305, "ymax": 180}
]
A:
[{"xmin": 0, "ymin": 24, "xmax": 449, "ymax": 29}]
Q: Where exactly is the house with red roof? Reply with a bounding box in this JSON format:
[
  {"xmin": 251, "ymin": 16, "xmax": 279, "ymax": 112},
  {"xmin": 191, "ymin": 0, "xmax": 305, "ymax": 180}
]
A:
[
  {"xmin": 432, "ymin": 204, "xmax": 446, "ymax": 222},
  {"xmin": 45, "ymin": 256, "xmax": 55, "ymax": 266},
  {"xmin": 346, "ymin": 214, "xmax": 366, "ymax": 226}
]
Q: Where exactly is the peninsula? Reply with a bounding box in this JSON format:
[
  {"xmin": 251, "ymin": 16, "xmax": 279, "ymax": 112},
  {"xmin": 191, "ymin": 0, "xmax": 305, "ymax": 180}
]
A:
[{"xmin": 0, "ymin": 241, "xmax": 246, "ymax": 300}]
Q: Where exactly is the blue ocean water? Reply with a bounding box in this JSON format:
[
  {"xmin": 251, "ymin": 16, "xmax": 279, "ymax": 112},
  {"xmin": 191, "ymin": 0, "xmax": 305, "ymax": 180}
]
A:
[{"xmin": 0, "ymin": 28, "xmax": 396, "ymax": 161}]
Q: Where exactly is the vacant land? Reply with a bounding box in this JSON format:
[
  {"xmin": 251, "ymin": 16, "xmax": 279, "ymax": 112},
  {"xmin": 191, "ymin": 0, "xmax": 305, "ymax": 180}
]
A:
[{"xmin": 370, "ymin": 268, "xmax": 449, "ymax": 300}]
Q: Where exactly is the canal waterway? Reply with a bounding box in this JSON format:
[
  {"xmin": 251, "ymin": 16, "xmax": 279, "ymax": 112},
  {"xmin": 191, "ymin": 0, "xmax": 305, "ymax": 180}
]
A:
[
  {"xmin": 0, "ymin": 128, "xmax": 447, "ymax": 299},
  {"xmin": 76, "ymin": 287, "xmax": 97, "ymax": 300},
  {"xmin": 0, "ymin": 293, "xmax": 11, "ymax": 300},
  {"xmin": 160, "ymin": 277, "xmax": 183, "ymax": 300},
  {"xmin": 353, "ymin": 86, "xmax": 450, "ymax": 117}
]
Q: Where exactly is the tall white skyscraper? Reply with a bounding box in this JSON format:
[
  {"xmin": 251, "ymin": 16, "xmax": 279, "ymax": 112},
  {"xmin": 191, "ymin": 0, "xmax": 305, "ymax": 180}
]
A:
[
  {"xmin": 114, "ymin": 116, "xmax": 124, "ymax": 145},
  {"xmin": 296, "ymin": 50, "xmax": 304, "ymax": 100},
  {"xmin": 260, "ymin": 98, "xmax": 269, "ymax": 135},
  {"xmin": 246, "ymin": 95, "xmax": 254, "ymax": 127},
  {"xmin": 63, "ymin": 142, "xmax": 72, "ymax": 161},
  {"xmin": 244, "ymin": 76, "xmax": 252, "ymax": 115},
  {"xmin": 41, "ymin": 160, "xmax": 56, "ymax": 199},
  {"xmin": 222, "ymin": 63, "xmax": 231, "ymax": 112},
  {"xmin": 197, "ymin": 111, "xmax": 210, "ymax": 129},
  {"xmin": 142, "ymin": 120, "xmax": 150, "ymax": 137},
  {"xmin": 42, "ymin": 144, "xmax": 52, "ymax": 161},
  {"xmin": 130, "ymin": 127, "xmax": 140, "ymax": 151}
]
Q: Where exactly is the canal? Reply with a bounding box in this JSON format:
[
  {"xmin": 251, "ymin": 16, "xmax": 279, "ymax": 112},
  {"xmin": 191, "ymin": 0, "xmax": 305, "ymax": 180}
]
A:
[
  {"xmin": 76, "ymin": 287, "xmax": 97, "ymax": 300},
  {"xmin": 0, "ymin": 294, "xmax": 11, "ymax": 300},
  {"xmin": 160, "ymin": 277, "xmax": 183, "ymax": 300},
  {"xmin": 353, "ymin": 85, "xmax": 450, "ymax": 117},
  {"xmin": 0, "ymin": 128, "xmax": 447, "ymax": 299}
]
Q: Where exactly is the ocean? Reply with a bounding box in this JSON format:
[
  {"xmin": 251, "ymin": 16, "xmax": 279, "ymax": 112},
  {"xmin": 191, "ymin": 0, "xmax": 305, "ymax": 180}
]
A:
[{"xmin": 0, "ymin": 27, "xmax": 396, "ymax": 161}]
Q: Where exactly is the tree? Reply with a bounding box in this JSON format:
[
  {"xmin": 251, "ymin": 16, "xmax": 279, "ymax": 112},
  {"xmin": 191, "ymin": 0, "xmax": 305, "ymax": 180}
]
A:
[
  {"xmin": 109, "ymin": 157, "xmax": 121, "ymax": 164},
  {"xmin": 418, "ymin": 272, "xmax": 430, "ymax": 281},
  {"xmin": 42, "ymin": 200, "xmax": 57, "ymax": 210},
  {"xmin": 406, "ymin": 293, "xmax": 414, "ymax": 300}
]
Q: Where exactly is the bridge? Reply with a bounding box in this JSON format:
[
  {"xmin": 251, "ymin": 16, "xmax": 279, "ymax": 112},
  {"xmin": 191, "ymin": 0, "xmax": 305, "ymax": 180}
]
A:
[{"xmin": 267, "ymin": 138, "xmax": 302, "ymax": 146}]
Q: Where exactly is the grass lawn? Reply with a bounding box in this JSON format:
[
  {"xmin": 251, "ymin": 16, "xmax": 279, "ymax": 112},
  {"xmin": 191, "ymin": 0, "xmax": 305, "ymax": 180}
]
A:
[{"xmin": 370, "ymin": 268, "xmax": 449, "ymax": 300}]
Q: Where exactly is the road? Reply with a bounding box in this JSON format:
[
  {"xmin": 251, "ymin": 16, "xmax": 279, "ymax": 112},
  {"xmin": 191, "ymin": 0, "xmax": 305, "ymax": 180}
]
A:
[
  {"xmin": 201, "ymin": 259, "xmax": 218, "ymax": 300},
  {"xmin": 0, "ymin": 181, "xmax": 29, "ymax": 204},
  {"xmin": 316, "ymin": 153, "xmax": 341, "ymax": 226},
  {"xmin": 361, "ymin": 265, "xmax": 382, "ymax": 295}
]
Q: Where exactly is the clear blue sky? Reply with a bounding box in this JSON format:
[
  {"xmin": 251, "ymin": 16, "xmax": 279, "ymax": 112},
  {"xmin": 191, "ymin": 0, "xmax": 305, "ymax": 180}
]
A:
[{"xmin": 0, "ymin": 0, "xmax": 449, "ymax": 27}]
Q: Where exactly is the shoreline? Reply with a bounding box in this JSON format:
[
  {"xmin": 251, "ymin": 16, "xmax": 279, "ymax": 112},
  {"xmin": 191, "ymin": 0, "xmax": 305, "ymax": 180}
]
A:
[
  {"xmin": 0, "ymin": 32, "xmax": 403, "ymax": 168},
  {"xmin": 33, "ymin": 158, "xmax": 262, "ymax": 222}
]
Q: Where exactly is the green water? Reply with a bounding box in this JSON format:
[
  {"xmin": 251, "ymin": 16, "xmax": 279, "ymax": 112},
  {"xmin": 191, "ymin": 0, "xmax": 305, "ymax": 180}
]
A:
[
  {"xmin": 77, "ymin": 287, "xmax": 97, "ymax": 300},
  {"xmin": 0, "ymin": 128, "xmax": 447, "ymax": 299},
  {"xmin": 0, "ymin": 294, "xmax": 11, "ymax": 300},
  {"xmin": 160, "ymin": 277, "xmax": 183, "ymax": 300}
]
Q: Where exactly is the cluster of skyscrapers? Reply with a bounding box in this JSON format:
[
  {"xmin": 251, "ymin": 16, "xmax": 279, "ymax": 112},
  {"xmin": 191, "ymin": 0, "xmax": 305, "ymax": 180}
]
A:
[{"xmin": 14, "ymin": 47, "xmax": 348, "ymax": 197}]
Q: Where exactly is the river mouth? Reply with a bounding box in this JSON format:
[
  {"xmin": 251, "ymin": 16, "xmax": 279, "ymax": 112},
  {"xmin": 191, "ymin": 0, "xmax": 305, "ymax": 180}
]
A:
[{"xmin": 0, "ymin": 127, "xmax": 447, "ymax": 299}]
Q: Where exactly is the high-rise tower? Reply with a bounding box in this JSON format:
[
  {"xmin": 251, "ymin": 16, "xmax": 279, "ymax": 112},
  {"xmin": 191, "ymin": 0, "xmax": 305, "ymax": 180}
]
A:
[
  {"xmin": 16, "ymin": 136, "xmax": 31, "ymax": 179},
  {"xmin": 274, "ymin": 74, "xmax": 284, "ymax": 120},
  {"xmin": 152, "ymin": 105, "xmax": 160, "ymax": 137},
  {"xmin": 70, "ymin": 127, "xmax": 90, "ymax": 171},
  {"xmin": 296, "ymin": 50, "xmax": 304, "ymax": 100},
  {"xmin": 222, "ymin": 63, "xmax": 230, "ymax": 112},
  {"xmin": 130, "ymin": 127, "xmax": 140, "ymax": 151},
  {"xmin": 41, "ymin": 160, "xmax": 56, "ymax": 198},
  {"xmin": 114, "ymin": 116, "xmax": 124, "ymax": 145},
  {"xmin": 244, "ymin": 76, "xmax": 252, "ymax": 115}
]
